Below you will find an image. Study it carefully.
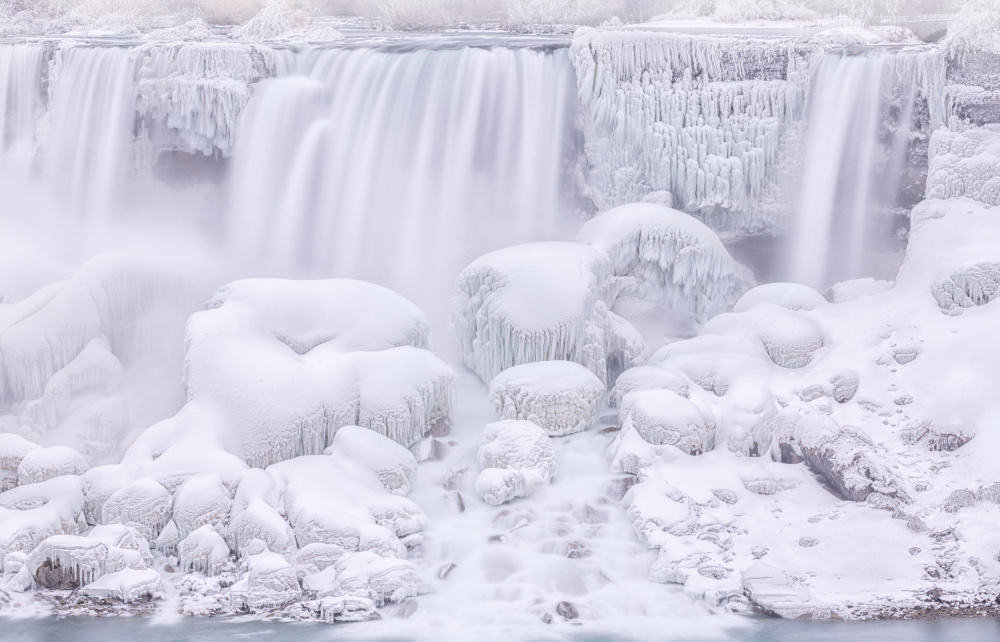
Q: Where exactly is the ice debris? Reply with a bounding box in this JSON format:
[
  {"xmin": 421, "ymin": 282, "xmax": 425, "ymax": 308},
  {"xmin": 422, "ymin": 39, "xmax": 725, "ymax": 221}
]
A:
[{"xmin": 475, "ymin": 420, "xmax": 557, "ymax": 506}]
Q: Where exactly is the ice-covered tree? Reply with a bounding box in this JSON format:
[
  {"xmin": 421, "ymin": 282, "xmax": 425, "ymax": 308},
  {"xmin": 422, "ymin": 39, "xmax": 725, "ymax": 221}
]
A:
[
  {"xmin": 947, "ymin": 0, "xmax": 1000, "ymax": 54},
  {"xmin": 658, "ymin": 0, "xmax": 815, "ymax": 21}
]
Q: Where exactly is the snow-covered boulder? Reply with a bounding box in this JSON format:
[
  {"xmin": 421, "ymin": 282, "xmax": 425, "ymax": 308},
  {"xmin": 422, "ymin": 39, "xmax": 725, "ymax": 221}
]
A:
[
  {"xmin": 578, "ymin": 203, "xmax": 755, "ymax": 325},
  {"xmin": 172, "ymin": 475, "xmax": 231, "ymax": 540},
  {"xmin": 489, "ymin": 361, "xmax": 605, "ymax": 436},
  {"xmin": 0, "ymin": 434, "xmax": 40, "ymax": 492},
  {"xmin": 926, "ymin": 125, "xmax": 1000, "ymax": 207},
  {"xmin": 475, "ymin": 420, "xmax": 556, "ymax": 506},
  {"xmin": 0, "ymin": 475, "xmax": 86, "ymax": 562},
  {"xmin": 229, "ymin": 543, "xmax": 300, "ymax": 613},
  {"xmin": 16, "ymin": 446, "xmax": 88, "ymax": 485},
  {"xmin": 324, "ymin": 425, "xmax": 418, "ymax": 495},
  {"xmin": 327, "ymin": 550, "xmax": 430, "ymax": 607},
  {"xmin": 80, "ymin": 568, "xmax": 163, "ymax": 603},
  {"xmin": 622, "ymin": 389, "xmax": 715, "ymax": 456},
  {"xmin": 178, "ymin": 525, "xmax": 231, "ymax": 576},
  {"xmin": 101, "ymin": 478, "xmax": 173, "ymax": 539},
  {"xmin": 26, "ymin": 534, "xmax": 106, "ymax": 589},
  {"xmin": 452, "ymin": 241, "xmax": 632, "ymax": 386}
]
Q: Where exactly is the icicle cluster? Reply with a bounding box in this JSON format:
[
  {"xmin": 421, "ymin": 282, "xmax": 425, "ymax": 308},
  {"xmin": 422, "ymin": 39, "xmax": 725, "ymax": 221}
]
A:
[{"xmin": 571, "ymin": 28, "xmax": 814, "ymax": 234}]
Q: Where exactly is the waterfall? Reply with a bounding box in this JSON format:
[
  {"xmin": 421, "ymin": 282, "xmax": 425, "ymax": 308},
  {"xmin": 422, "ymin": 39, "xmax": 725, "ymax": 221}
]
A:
[
  {"xmin": 788, "ymin": 49, "xmax": 922, "ymax": 290},
  {"xmin": 228, "ymin": 45, "xmax": 581, "ymax": 311},
  {"xmin": 0, "ymin": 44, "xmax": 44, "ymax": 179},
  {"xmin": 43, "ymin": 46, "xmax": 138, "ymax": 226}
]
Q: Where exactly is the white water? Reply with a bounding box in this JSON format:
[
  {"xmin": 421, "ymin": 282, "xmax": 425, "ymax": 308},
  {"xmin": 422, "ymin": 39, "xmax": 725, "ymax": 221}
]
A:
[
  {"xmin": 229, "ymin": 45, "xmax": 580, "ymax": 320},
  {"xmin": 789, "ymin": 49, "xmax": 918, "ymax": 290},
  {"xmin": 43, "ymin": 46, "xmax": 138, "ymax": 226}
]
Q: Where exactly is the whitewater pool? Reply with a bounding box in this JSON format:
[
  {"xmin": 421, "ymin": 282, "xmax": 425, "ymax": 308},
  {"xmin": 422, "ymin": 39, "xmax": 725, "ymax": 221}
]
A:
[{"xmin": 2, "ymin": 616, "xmax": 1000, "ymax": 642}]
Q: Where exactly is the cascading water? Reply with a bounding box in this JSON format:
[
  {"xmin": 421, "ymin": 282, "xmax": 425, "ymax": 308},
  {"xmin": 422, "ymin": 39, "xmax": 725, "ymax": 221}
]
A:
[
  {"xmin": 43, "ymin": 46, "xmax": 138, "ymax": 226},
  {"xmin": 0, "ymin": 43, "xmax": 43, "ymax": 179},
  {"xmin": 228, "ymin": 45, "xmax": 581, "ymax": 313},
  {"xmin": 789, "ymin": 48, "xmax": 924, "ymax": 290}
]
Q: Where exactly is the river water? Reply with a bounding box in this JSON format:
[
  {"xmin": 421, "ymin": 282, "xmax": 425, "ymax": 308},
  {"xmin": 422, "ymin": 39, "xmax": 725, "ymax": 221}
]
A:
[{"xmin": 2, "ymin": 615, "xmax": 1000, "ymax": 641}]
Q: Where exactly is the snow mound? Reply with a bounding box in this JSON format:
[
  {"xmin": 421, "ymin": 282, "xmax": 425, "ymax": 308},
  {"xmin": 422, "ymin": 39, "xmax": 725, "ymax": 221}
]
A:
[
  {"xmin": 0, "ymin": 434, "xmax": 40, "ymax": 492},
  {"xmin": 733, "ymin": 282, "xmax": 828, "ymax": 313},
  {"xmin": 622, "ymin": 389, "xmax": 715, "ymax": 455},
  {"xmin": 172, "ymin": 475, "xmax": 231, "ymax": 540},
  {"xmin": 86, "ymin": 278, "xmax": 452, "ymax": 514},
  {"xmin": 178, "ymin": 524, "xmax": 230, "ymax": 575},
  {"xmin": 230, "ymin": 543, "xmax": 300, "ymax": 612},
  {"xmin": 0, "ymin": 476, "xmax": 86, "ymax": 562},
  {"xmin": 578, "ymin": 203, "xmax": 755, "ymax": 324},
  {"xmin": 489, "ymin": 361, "xmax": 605, "ymax": 436},
  {"xmin": 452, "ymin": 241, "xmax": 628, "ymax": 386},
  {"xmin": 16, "ymin": 446, "xmax": 88, "ymax": 486},
  {"xmin": 476, "ymin": 420, "xmax": 556, "ymax": 506},
  {"xmin": 142, "ymin": 18, "xmax": 215, "ymax": 42},
  {"xmin": 101, "ymin": 478, "xmax": 172, "ymax": 539}
]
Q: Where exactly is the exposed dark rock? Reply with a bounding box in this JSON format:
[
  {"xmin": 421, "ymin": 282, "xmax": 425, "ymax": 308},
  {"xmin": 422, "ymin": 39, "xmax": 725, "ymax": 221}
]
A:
[
  {"xmin": 556, "ymin": 600, "xmax": 579, "ymax": 620},
  {"xmin": 34, "ymin": 560, "xmax": 79, "ymax": 590}
]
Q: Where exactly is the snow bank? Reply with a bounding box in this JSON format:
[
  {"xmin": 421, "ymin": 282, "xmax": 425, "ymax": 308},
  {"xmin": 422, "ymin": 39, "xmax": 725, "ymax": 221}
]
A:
[
  {"xmin": 16, "ymin": 446, "xmax": 88, "ymax": 486},
  {"xmin": 606, "ymin": 194, "xmax": 1000, "ymax": 617},
  {"xmin": 489, "ymin": 361, "xmax": 605, "ymax": 436}
]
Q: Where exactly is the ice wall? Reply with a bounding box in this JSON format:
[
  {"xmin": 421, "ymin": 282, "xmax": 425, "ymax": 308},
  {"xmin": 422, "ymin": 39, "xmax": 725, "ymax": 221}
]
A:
[{"xmin": 570, "ymin": 28, "xmax": 814, "ymax": 235}]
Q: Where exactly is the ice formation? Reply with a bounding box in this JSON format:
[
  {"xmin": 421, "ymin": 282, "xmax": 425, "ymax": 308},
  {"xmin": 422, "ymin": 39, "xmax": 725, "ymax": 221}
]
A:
[
  {"xmin": 926, "ymin": 124, "xmax": 1000, "ymax": 207},
  {"xmin": 570, "ymin": 28, "xmax": 812, "ymax": 233},
  {"xmin": 475, "ymin": 420, "xmax": 557, "ymax": 506},
  {"xmin": 489, "ymin": 361, "xmax": 606, "ymax": 436}
]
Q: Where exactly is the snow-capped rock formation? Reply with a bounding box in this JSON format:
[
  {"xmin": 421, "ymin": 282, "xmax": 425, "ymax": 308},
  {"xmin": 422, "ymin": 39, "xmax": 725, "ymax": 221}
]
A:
[
  {"xmin": 578, "ymin": 202, "xmax": 755, "ymax": 326},
  {"xmin": 489, "ymin": 361, "xmax": 605, "ymax": 436},
  {"xmin": 606, "ymin": 193, "xmax": 1000, "ymax": 618},
  {"xmin": 475, "ymin": 420, "xmax": 557, "ymax": 506}
]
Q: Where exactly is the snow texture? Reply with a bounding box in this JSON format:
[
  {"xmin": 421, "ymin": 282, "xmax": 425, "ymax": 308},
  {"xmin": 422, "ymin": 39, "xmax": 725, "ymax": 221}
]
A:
[{"xmin": 489, "ymin": 361, "xmax": 605, "ymax": 436}]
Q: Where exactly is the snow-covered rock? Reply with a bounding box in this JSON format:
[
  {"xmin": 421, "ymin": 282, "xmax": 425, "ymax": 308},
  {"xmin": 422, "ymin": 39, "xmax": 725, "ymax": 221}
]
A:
[
  {"xmin": 26, "ymin": 534, "xmax": 106, "ymax": 589},
  {"xmin": 475, "ymin": 420, "xmax": 556, "ymax": 506},
  {"xmin": 178, "ymin": 525, "xmax": 230, "ymax": 575},
  {"xmin": 172, "ymin": 475, "xmax": 231, "ymax": 541},
  {"xmin": 489, "ymin": 361, "xmax": 605, "ymax": 436},
  {"xmin": 0, "ymin": 434, "xmax": 40, "ymax": 492},
  {"xmin": 16, "ymin": 446, "xmax": 88, "ymax": 485},
  {"xmin": 926, "ymin": 124, "xmax": 1000, "ymax": 207},
  {"xmin": 101, "ymin": 478, "xmax": 173, "ymax": 539},
  {"xmin": 578, "ymin": 203, "xmax": 755, "ymax": 325},
  {"xmin": 229, "ymin": 543, "xmax": 300, "ymax": 613},
  {"xmin": 80, "ymin": 568, "xmax": 163, "ymax": 603}
]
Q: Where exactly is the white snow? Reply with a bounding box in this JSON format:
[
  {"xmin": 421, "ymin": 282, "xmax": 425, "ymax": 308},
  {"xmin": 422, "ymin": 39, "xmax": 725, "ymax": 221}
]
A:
[
  {"xmin": 926, "ymin": 124, "xmax": 1000, "ymax": 207},
  {"xmin": 16, "ymin": 446, "xmax": 88, "ymax": 486}
]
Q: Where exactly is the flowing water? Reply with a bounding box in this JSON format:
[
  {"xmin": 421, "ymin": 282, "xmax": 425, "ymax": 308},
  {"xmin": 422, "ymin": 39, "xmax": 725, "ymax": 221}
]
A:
[{"xmin": 788, "ymin": 47, "xmax": 926, "ymax": 289}]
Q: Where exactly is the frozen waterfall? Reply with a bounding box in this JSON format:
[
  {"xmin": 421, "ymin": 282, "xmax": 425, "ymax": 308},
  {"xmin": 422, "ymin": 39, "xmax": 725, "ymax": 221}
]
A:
[{"xmin": 228, "ymin": 44, "xmax": 582, "ymax": 310}]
